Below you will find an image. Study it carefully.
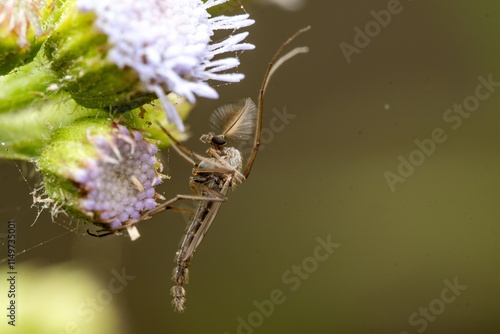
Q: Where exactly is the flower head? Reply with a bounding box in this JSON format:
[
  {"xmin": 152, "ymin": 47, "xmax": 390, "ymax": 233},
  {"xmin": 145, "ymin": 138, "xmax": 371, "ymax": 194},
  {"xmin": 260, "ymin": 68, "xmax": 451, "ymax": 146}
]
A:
[
  {"xmin": 38, "ymin": 119, "xmax": 165, "ymax": 232},
  {"xmin": 76, "ymin": 124, "xmax": 163, "ymax": 230},
  {"xmin": 77, "ymin": 0, "xmax": 255, "ymax": 131},
  {"xmin": 0, "ymin": 0, "xmax": 56, "ymax": 74}
]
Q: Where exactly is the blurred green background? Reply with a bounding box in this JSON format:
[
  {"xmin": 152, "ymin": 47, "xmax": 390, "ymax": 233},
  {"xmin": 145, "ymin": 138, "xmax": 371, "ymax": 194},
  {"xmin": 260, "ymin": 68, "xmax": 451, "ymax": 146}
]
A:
[{"xmin": 1, "ymin": 1, "xmax": 500, "ymax": 333}]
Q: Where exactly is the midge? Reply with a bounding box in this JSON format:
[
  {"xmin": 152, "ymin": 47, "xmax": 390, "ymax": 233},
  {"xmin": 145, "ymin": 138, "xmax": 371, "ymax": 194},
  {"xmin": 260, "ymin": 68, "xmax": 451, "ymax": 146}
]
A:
[{"xmin": 103, "ymin": 26, "xmax": 309, "ymax": 311}]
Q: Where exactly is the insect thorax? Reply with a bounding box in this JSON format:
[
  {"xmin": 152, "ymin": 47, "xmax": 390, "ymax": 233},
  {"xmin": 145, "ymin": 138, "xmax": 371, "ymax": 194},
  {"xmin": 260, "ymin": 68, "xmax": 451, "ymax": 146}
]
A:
[{"xmin": 197, "ymin": 146, "xmax": 242, "ymax": 172}]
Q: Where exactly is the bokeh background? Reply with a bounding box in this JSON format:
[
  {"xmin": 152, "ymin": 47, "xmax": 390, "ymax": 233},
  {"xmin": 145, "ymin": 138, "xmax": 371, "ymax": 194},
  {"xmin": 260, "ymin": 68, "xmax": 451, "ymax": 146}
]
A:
[{"xmin": 1, "ymin": 1, "xmax": 500, "ymax": 333}]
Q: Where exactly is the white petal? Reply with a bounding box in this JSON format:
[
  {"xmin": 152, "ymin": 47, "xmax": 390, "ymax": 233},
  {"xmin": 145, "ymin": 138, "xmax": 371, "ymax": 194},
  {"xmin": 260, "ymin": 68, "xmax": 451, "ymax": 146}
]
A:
[{"xmin": 152, "ymin": 86, "xmax": 185, "ymax": 132}]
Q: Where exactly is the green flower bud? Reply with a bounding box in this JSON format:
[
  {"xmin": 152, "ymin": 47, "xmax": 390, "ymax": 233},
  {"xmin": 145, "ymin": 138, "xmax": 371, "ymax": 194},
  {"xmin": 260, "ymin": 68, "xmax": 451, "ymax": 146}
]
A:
[
  {"xmin": 0, "ymin": 95, "xmax": 102, "ymax": 160},
  {"xmin": 0, "ymin": 87, "xmax": 192, "ymax": 161},
  {"xmin": 0, "ymin": 56, "xmax": 56, "ymax": 114},
  {"xmin": 0, "ymin": 263, "xmax": 123, "ymax": 333}
]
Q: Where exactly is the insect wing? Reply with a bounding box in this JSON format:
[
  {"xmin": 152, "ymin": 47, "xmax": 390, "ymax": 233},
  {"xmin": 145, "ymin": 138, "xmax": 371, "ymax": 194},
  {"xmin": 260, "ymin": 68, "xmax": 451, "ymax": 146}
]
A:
[{"xmin": 209, "ymin": 98, "xmax": 257, "ymax": 142}]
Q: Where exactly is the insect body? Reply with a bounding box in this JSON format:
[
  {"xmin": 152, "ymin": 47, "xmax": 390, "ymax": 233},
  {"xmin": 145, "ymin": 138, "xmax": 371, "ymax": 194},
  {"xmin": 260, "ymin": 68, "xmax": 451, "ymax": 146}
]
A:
[{"xmin": 165, "ymin": 99, "xmax": 255, "ymax": 311}]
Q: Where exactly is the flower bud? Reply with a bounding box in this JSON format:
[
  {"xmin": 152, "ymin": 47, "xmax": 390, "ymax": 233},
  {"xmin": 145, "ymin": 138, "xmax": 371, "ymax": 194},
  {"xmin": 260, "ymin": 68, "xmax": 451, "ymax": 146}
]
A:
[{"xmin": 0, "ymin": 97, "xmax": 100, "ymax": 160}]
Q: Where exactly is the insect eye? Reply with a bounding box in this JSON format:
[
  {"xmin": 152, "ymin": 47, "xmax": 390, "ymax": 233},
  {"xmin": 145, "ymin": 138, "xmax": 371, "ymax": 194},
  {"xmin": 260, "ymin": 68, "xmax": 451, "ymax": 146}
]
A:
[{"xmin": 211, "ymin": 136, "xmax": 226, "ymax": 146}]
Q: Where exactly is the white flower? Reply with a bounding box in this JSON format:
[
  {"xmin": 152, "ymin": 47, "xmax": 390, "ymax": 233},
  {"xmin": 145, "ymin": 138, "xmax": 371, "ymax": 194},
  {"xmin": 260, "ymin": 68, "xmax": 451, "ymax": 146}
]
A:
[
  {"xmin": 78, "ymin": 0, "xmax": 255, "ymax": 132},
  {"xmin": 0, "ymin": 0, "xmax": 44, "ymax": 47}
]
